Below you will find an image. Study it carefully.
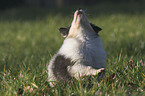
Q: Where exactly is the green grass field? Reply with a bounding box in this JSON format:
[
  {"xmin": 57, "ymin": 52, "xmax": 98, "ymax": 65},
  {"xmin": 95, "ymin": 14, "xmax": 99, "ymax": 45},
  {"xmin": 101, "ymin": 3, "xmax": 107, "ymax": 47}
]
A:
[{"xmin": 0, "ymin": 1, "xmax": 145, "ymax": 96}]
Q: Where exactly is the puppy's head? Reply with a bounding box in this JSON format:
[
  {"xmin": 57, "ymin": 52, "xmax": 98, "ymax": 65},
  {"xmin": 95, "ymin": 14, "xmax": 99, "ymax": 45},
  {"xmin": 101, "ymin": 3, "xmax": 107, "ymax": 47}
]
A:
[{"xmin": 59, "ymin": 9, "xmax": 102, "ymax": 38}]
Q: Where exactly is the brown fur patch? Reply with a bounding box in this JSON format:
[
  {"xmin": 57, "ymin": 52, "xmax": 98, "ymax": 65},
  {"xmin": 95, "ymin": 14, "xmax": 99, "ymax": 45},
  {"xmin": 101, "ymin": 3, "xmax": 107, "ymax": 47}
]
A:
[{"xmin": 53, "ymin": 55, "xmax": 72, "ymax": 81}]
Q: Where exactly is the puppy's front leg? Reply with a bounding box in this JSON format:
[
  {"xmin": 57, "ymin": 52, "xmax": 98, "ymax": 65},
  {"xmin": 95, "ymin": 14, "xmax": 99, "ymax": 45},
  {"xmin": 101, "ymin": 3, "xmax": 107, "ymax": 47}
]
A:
[
  {"xmin": 86, "ymin": 67, "xmax": 105, "ymax": 76},
  {"xmin": 68, "ymin": 64, "xmax": 105, "ymax": 79}
]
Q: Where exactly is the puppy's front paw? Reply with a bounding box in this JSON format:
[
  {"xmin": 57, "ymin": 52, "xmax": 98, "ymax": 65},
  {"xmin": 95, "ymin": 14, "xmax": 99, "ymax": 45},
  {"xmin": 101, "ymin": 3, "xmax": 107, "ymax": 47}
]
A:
[{"xmin": 86, "ymin": 67, "xmax": 105, "ymax": 76}]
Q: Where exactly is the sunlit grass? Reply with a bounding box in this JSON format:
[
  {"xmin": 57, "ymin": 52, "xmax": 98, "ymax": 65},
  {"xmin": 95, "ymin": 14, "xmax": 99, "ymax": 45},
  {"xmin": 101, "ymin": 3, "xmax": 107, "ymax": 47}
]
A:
[{"xmin": 0, "ymin": 2, "xmax": 145, "ymax": 95}]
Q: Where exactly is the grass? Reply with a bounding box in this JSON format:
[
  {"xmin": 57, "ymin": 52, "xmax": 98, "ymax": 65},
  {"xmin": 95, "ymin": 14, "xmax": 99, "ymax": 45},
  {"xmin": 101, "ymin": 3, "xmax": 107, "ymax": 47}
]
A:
[{"xmin": 0, "ymin": 1, "xmax": 145, "ymax": 96}]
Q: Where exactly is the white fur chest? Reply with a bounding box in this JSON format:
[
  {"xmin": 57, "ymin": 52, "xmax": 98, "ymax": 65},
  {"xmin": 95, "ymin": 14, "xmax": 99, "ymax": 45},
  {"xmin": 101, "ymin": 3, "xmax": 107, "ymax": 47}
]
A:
[
  {"xmin": 58, "ymin": 38, "xmax": 82, "ymax": 61},
  {"xmin": 58, "ymin": 37, "xmax": 106, "ymax": 69}
]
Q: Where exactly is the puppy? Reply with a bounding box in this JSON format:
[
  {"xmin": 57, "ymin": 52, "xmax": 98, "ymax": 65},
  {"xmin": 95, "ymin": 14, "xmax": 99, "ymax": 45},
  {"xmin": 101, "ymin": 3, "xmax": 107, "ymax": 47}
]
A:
[{"xmin": 48, "ymin": 9, "xmax": 106, "ymax": 86}]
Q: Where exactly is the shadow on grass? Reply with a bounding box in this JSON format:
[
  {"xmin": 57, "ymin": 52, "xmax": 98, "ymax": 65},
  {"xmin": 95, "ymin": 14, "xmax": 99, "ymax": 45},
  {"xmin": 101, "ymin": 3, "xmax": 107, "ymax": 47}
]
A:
[{"xmin": 0, "ymin": 1, "xmax": 145, "ymax": 21}]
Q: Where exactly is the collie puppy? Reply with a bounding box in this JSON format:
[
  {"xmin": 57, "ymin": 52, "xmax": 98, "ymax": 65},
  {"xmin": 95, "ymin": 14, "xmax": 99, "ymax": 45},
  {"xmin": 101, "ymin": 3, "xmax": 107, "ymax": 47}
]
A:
[{"xmin": 48, "ymin": 9, "xmax": 106, "ymax": 86}]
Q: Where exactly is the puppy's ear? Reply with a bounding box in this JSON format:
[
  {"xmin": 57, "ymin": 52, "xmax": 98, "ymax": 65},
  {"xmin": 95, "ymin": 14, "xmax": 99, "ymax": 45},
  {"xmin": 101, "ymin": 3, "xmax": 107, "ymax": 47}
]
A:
[
  {"xmin": 90, "ymin": 23, "xmax": 102, "ymax": 34},
  {"xmin": 59, "ymin": 27, "xmax": 70, "ymax": 38}
]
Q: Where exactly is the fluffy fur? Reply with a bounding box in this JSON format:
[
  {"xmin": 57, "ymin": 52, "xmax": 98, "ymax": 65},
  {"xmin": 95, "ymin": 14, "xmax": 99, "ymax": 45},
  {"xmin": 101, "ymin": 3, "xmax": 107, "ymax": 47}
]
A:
[{"xmin": 48, "ymin": 9, "xmax": 106, "ymax": 86}]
